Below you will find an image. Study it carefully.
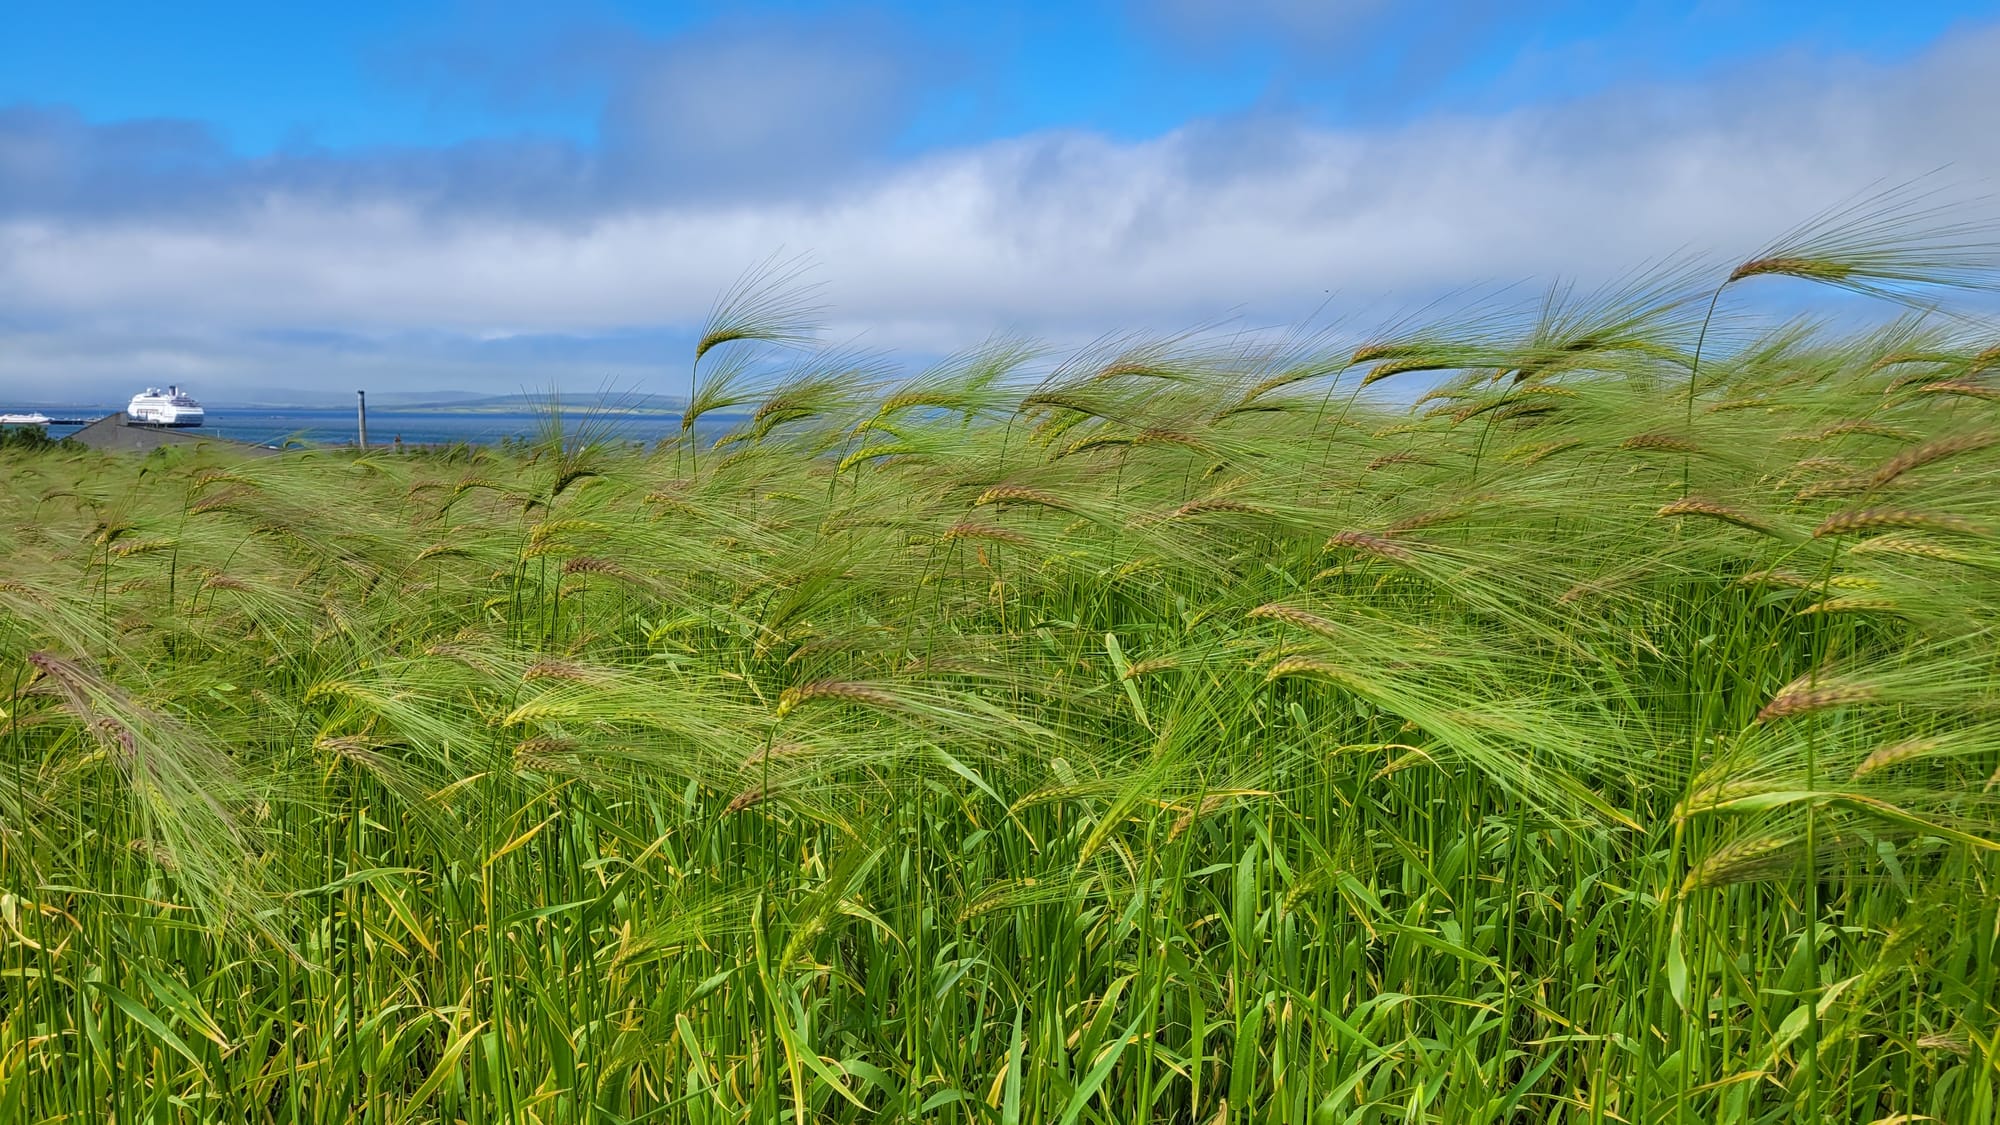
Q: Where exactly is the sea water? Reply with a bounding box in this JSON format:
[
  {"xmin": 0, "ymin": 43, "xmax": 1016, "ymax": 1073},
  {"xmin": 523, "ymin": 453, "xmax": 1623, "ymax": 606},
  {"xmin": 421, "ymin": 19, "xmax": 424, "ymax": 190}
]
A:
[{"xmin": 37, "ymin": 407, "xmax": 730, "ymax": 448}]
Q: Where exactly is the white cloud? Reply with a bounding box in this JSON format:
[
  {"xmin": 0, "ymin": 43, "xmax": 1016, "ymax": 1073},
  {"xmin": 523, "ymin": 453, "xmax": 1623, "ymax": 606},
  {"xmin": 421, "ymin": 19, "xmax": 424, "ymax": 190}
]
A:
[{"xmin": 2, "ymin": 23, "xmax": 1996, "ymax": 396}]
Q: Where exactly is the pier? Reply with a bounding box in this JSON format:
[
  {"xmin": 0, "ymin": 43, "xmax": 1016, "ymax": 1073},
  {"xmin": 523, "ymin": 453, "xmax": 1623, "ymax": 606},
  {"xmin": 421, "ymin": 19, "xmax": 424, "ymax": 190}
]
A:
[{"xmin": 0, "ymin": 412, "xmax": 277, "ymax": 457}]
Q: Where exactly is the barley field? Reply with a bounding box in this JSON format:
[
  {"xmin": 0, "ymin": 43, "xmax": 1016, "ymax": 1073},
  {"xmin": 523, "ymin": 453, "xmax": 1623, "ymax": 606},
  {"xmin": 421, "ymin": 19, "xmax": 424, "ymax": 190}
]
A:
[{"xmin": 3, "ymin": 218, "xmax": 2000, "ymax": 1122}]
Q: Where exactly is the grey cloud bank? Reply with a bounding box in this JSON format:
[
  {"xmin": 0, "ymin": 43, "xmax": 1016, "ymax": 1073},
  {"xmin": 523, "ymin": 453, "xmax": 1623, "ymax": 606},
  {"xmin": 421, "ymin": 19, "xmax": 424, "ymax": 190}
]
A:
[{"xmin": 2, "ymin": 21, "xmax": 1996, "ymax": 399}]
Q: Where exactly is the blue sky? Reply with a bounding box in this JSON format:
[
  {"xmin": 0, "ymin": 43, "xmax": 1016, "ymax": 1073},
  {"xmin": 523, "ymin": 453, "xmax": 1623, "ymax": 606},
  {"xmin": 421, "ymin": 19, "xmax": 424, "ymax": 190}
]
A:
[
  {"xmin": 2, "ymin": 1, "xmax": 1997, "ymax": 400},
  {"xmin": 8, "ymin": 2, "xmax": 1991, "ymax": 150}
]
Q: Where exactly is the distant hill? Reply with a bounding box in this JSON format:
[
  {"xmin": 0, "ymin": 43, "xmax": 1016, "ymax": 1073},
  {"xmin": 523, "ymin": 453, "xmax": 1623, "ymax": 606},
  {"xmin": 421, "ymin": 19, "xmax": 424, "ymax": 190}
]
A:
[
  {"xmin": 239, "ymin": 391, "xmax": 690, "ymax": 413},
  {"xmin": 6, "ymin": 389, "xmax": 694, "ymax": 415},
  {"xmin": 390, "ymin": 392, "xmax": 688, "ymax": 414}
]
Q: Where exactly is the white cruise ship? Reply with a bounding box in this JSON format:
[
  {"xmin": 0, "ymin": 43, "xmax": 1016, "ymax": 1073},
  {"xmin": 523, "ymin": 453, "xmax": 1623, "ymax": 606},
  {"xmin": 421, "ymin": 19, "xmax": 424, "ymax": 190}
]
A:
[{"xmin": 126, "ymin": 386, "xmax": 205, "ymax": 427}]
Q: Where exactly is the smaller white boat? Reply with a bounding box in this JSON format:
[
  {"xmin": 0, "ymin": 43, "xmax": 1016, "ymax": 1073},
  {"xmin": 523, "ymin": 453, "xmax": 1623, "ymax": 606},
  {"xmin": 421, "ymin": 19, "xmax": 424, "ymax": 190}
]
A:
[
  {"xmin": 0, "ymin": 412, "xmax": 52, "ymax": 426},
  {"xmin": 127, "ymin": 386, "xmax": 205, "ymax": 427}
]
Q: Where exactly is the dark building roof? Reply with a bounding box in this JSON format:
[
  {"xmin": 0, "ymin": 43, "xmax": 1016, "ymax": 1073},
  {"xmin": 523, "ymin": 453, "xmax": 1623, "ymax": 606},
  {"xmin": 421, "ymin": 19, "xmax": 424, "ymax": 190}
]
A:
[{"xmin": 66, "ymin": 413, "xmax": 277, "ymax": 456}]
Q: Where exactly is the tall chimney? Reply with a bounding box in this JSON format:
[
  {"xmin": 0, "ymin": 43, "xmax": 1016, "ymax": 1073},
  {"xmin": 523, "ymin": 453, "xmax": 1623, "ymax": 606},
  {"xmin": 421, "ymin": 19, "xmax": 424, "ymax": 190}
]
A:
[{"xmin": 356, "ymin": 390, "xmax": 368, "ymax": 451}]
